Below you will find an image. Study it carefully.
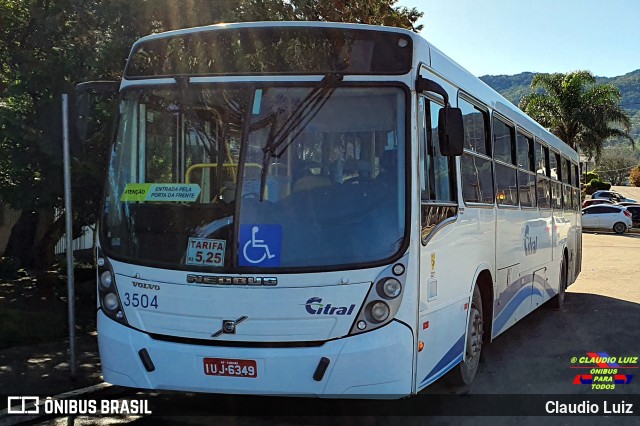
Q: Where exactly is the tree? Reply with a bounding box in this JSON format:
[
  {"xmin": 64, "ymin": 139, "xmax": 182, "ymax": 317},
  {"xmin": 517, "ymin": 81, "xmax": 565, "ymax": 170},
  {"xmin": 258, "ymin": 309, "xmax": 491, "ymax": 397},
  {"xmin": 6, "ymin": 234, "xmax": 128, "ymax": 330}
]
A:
[
  {"xmin": 594, "ymin": 146, "xmax": 639, "ymax": 186},
  {"xmin": 630, "ymin": 166, "xmax": 640, "ymax": 187},
  {"xmin": 0, "ymin": 0, "xmax": 423, "ymax": 270},
  {"xmin": 519, "ymin": 71, "xmax": 633, "ymax": 160},
  {"xmin": 288, "ymin": 0, "xmax": 423, "ymax": 30}
]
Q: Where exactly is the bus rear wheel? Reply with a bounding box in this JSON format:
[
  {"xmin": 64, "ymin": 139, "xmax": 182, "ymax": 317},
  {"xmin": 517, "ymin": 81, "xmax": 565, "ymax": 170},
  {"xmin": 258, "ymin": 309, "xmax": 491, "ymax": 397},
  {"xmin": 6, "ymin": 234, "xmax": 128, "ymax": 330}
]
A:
[
  {"xmin": 449, "ymin": 285, "xmax": 483, "ymax": 386},
  {"xmin": 550, "ymin": 256, "xmax": 567, "ymax": 309}
]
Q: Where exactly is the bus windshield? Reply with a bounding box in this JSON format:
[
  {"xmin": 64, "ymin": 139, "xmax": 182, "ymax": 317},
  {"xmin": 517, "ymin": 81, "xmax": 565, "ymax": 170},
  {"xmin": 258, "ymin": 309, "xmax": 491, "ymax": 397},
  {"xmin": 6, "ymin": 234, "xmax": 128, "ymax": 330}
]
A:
[{"xmin": 102, "ymin": 84, "xmax": 407, "ymax": 271}]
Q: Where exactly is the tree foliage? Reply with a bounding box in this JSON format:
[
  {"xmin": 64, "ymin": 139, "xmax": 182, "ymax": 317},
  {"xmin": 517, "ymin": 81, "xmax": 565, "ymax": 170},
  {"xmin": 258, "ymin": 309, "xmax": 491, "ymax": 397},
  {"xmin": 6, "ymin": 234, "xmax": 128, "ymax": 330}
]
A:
[
  {"xmin": 584, "ymin": 179, "xmax": 611, "ymax": 195},
  {"xmin": 518, "ymin": 71, "xmax": 633, "ymax": 160},
  {"xmin": 630, "ymin": 166, "xmax": 640, "ymax": 187},
  {"xmin": 0, "ymin": 0, "xmax": 423, "ymax": 270},
  {"xmin": 594, "ymin": 146, "xmax": 639, "ymax": 186},
  {"xmin": 585, "ymin": 171, "xmax": 599, "ymax": 182}
]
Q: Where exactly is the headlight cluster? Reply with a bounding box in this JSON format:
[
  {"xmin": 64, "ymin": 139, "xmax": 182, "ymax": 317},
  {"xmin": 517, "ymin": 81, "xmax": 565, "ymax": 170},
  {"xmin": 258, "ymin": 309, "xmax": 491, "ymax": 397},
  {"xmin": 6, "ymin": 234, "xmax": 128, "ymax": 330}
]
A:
[
  {"xmin": 97, "ymin": 247, "xmax": 128, "ymax": 325},
  {"xmin": 350, "ymin": 261, "xmax": 406, "ymax": 335}
]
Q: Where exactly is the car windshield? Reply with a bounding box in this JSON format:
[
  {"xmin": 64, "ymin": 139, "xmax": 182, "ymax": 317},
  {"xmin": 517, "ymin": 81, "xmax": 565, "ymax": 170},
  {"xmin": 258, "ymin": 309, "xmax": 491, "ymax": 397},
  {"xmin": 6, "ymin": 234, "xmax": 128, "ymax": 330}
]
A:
[{"xmin": 102, "ymin": 84, "xmax": 407, "ymax": 271}]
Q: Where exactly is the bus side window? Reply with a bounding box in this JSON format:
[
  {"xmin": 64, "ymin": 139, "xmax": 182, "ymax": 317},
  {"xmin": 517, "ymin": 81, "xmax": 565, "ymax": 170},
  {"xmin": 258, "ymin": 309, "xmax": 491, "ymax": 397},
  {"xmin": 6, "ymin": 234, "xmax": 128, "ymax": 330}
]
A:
[
  {"xmin": 459, "ymin": 97, "xmax": 494, "ymax": 204},
  {"xmin": 535, "ymin": 140, "xmax": 551, "ymax": 209},
  {"xmin": 517, "ymin": 131, "xmax": 536, "ymax": 208},
  {"xmin": 493, "ymin": 116, "xmax": 518, "ymax": 206},
  {"xmin": 419, "ymin": 97, "xmax": 456, "ymax": 202}
]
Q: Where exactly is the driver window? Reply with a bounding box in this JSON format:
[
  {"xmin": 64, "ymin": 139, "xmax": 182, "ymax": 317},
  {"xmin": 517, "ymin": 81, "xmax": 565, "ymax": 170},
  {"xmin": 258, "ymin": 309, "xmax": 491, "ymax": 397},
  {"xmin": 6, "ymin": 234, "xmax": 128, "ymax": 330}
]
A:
[{"xmin": 420, "ymin": 97, "xmax": 456, "ymax": 202}]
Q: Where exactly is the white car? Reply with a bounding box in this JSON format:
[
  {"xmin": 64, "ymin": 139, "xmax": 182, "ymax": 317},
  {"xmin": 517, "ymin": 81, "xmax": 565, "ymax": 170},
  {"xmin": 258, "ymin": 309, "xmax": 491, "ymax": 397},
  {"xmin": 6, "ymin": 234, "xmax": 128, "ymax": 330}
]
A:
[{"xmin": 581, "ymin": 204, "xmax": 633, "ymax": 234}]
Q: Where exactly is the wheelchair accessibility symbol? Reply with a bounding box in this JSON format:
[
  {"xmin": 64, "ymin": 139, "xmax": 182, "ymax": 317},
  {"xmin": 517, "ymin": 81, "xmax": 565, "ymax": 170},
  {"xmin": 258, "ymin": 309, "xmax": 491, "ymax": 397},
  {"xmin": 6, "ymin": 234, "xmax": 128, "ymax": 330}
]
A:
[{"xmin": 239, "ymin": 224, "xmax": 282, "ymax": 267}]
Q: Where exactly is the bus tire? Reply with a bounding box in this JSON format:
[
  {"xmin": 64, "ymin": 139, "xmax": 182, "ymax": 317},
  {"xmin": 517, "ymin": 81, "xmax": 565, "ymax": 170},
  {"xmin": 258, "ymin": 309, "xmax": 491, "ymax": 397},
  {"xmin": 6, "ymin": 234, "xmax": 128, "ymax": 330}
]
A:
[
  {"xmin": 449, "ymin": 285, "xmax": 483, "ymax": 386},
  {"xmin": 613, "ymin": 222, "xmax": 626, "ymax": 234},
  {"xmin": 550, "ymin": 256, "xmax": 567, "ymax": 309}
]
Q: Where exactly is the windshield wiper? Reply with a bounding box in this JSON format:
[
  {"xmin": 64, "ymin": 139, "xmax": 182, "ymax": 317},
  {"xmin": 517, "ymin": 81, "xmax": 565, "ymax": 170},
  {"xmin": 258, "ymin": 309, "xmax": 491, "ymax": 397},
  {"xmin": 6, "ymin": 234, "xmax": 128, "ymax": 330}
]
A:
[{"xmin": 259, "ymin": 72, "xmax": 343, "ymax": 200}]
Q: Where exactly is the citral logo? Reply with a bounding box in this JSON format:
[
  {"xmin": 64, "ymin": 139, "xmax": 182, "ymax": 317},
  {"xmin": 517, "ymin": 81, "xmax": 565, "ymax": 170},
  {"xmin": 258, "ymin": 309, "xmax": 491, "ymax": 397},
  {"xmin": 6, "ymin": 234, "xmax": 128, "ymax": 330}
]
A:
[
  {"xmin": 524, "ymin": 225, "xmax": 538, "ymax": 256},
  {"xmin": 304, "ymin": 297, "xmax": 356, "ymax": 315}
]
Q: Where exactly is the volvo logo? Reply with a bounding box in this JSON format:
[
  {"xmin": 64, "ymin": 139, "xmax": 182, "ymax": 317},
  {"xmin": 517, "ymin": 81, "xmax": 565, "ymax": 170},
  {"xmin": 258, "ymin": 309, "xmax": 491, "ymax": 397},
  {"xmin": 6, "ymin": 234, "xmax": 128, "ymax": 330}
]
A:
[{"xmin": 211, "ymin": 316, "xmax": 248, "ymax": 338}]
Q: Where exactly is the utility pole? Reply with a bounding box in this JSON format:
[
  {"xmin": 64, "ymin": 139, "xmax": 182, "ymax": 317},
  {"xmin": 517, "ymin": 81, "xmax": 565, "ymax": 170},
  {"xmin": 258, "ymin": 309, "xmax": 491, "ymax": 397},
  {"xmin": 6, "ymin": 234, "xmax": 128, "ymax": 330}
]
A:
[{"xmin": 62, "ymin": 94, "xmax": 77, "ymax": 378}]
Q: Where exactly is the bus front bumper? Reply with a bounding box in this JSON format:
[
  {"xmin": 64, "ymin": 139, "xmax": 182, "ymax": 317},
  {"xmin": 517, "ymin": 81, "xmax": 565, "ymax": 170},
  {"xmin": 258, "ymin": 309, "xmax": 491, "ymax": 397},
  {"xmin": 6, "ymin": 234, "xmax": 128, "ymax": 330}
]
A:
[{"xmin": 97, "ymin": 310, "xmax": 414, "ymax": 398}]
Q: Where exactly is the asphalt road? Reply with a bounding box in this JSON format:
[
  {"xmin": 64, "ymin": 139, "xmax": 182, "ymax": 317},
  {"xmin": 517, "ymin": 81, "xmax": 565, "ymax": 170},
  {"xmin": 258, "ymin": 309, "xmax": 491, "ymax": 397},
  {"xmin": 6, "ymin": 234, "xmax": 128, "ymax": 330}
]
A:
[{"xmin": 25, "ymin": 232, "xmax": 640, "ymax": 425}]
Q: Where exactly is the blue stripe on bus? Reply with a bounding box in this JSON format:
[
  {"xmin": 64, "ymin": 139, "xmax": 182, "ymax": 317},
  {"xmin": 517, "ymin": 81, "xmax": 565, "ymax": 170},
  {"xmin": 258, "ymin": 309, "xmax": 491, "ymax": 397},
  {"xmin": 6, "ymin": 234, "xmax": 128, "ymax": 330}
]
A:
[
  {"xmin": 493, "ymin": 285, "xmax": 543, "ymax": 334},
  {"xmin": 419, "ymin": 334, "xmax": 465, "ymax": 387}
]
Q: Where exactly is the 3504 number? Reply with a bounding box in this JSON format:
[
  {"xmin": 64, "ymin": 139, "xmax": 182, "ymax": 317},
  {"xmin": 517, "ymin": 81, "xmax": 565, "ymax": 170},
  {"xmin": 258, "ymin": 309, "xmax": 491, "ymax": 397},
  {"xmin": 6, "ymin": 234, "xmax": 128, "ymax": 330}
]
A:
[{"xmin": 123, "ymin": 293, "xmax": 158, "ymax": 309}]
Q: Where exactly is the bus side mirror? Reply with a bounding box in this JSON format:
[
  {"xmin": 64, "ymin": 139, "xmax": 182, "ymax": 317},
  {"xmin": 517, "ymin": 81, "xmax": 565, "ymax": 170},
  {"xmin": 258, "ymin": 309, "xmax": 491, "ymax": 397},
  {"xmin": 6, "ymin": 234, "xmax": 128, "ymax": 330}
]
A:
[
  {"xmin": 416, "ymin": 76, "xmax": 464, "ymax": 157},
  {"xmin": 75, "ymin": 81, "xmax": 119, "ymax": 156},
  {"xmin": 438, "ymin": 107, "xmax": 464, "ymax": 156}
]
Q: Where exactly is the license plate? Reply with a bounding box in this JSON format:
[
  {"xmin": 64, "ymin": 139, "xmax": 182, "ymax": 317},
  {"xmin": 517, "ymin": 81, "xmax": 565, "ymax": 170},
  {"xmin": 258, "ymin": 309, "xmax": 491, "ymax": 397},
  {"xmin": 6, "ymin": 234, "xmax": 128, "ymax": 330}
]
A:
[{"xmin": 203, "ymin": 357, "xmax": 258, "ymax": 378}]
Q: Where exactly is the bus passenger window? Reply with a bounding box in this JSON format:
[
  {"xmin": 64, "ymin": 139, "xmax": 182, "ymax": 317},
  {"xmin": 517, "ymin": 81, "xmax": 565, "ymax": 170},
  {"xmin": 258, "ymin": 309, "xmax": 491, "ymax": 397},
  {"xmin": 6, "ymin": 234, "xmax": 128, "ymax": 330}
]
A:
[
  {"xmin": 495, "ymin": 163, "xmax": 518, "ymax": 206},
  {"xmin": 461, "ymin": 154, "xmax": 494, "ymax": 204},
  {"xmin": 493, "ymin": 117, "xmax": 518, "ymax": 206},
  {"xmin": 535, "ymin": 140, "xmax": 547, "ymax": 176},
  {"xmin": 517, "ymin": 132, "xmax": 534, "ymax": 172},
  {"xmin": 551, "ymin": 181, "xmax": 563, "ymax": 209},
  {"xmin": 459, "ymin": 97, "xmax": 493, "ymax": 204},
  {"xmin": 493, "ymin": 117, "xmax": 515, "ymax": 165},
  {"xmin": 563, "ymin": 158, "xmax": 571, "ymax": 184},
  {"xmin": 549, "ymin": 151, "xmax": 559, "ymax": 180},
  {"xmin": 537, "ymin": 176, "xmax": 551, "ymax": 209},
  {"xmin": 518, "ymin": 170, "xmax": 536, "ymax": 208},
  {"xmin": 459, "ymin": 98, "xmax": 489, "ymax": 156}
]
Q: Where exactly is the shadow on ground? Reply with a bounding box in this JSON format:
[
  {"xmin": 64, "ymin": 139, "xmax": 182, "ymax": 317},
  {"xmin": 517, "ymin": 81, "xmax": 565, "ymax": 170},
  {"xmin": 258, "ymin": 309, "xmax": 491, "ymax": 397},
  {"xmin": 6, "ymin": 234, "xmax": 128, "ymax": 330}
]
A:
[{"xmin": 0, "ymin": 277, "xmax": 101, "ymax": 395}]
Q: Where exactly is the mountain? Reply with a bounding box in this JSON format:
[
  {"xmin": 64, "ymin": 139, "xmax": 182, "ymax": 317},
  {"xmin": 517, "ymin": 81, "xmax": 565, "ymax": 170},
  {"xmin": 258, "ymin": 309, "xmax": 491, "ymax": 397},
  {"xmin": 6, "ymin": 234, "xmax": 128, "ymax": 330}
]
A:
[
  {"xmin": 479, "ymin": 72, "xmax": 536, "ymax": 106},
  {"xmin": 479, "ymin": 70, "xmax": 640, "ymax": 143},
  {"xmin": 597, "ymin": 70, "xmax": 640, "ymax": 116},
  {"xmin": 480, "ymin": 69, "xmax": 640, "ymax": 116}
]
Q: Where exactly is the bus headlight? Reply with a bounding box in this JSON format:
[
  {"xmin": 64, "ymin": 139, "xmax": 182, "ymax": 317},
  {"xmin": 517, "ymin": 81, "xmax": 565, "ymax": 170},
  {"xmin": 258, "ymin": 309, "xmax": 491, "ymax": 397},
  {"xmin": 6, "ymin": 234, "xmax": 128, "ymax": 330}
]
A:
[
  {"xmin": 379, "ymin": 278, "xmax": 402, "ymax": 299},
  {"xmin": 368, "ymin": 301, "xmax": 390, "ymax": 322},
  {"xmin": 100, "ymin": 271, "xmax": 113, "ymax": 289},
  {"xmin": 103, "ymin": 293, "xmax": 119, "ymax": 311}
]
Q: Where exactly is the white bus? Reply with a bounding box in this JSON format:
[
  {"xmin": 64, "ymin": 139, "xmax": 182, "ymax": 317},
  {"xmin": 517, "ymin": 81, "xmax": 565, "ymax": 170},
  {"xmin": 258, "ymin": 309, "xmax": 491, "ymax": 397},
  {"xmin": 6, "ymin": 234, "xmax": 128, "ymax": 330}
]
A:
[{"xmin": 90, "ymin": 21, "xmax": 582, "ymax": 398}]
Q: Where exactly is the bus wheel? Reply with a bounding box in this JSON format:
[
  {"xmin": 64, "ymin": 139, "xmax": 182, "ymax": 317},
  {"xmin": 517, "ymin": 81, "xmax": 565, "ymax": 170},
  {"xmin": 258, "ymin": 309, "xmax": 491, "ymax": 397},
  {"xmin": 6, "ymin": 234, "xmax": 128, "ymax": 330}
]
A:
[
  {"xmin": 450, "ymin": 285, "xmax": 483, "ymax": 386},
  {"xmin": 550, "ymin": 257, "xmax": 567, "ymax": 309}
]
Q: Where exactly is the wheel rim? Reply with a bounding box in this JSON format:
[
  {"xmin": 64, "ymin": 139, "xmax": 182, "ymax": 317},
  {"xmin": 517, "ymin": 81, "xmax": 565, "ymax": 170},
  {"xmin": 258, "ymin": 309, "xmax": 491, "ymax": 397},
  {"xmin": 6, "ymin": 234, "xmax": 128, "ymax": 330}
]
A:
[{"xmin": 465, "ymin": 306, "xmax": 483, "ymax": 362}]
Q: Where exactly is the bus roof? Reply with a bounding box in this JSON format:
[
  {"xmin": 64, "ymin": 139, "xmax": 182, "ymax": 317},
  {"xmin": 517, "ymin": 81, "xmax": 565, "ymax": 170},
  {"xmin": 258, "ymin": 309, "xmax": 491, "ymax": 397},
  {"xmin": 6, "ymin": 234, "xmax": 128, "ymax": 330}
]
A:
[
  {"xmin": 426, "ymin": 42, "xmax": 579, "ymax": 162},
  {"xmin": 132, "ymin": 21, "xmax": 416, "ymax": 46},
  {"xmin": 129, "ymin": 21, "xmax": 578, "ymax": 162}
]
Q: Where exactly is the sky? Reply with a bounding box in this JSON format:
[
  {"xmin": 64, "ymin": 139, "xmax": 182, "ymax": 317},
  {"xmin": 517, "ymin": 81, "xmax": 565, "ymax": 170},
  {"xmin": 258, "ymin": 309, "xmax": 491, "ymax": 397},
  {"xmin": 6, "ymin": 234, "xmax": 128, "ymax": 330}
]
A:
[{"xmin": 396, "ymin": 0, "xmax": 640, "ymax": 77}]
